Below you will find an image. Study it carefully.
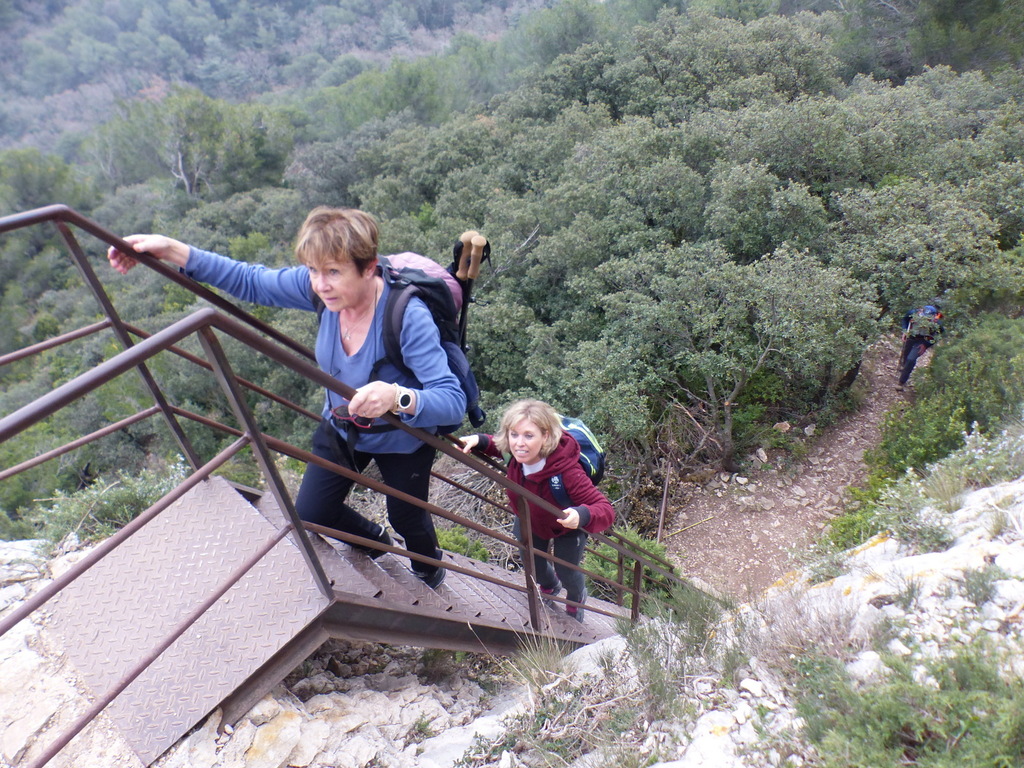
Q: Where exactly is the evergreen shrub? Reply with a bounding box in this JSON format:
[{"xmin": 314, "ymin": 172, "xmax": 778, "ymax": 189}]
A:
[
  {"xmin": 437, "ymin": 527, "xmax": 490, "ymax": 562},
  {"xmin": 584, "ymin": 526, "xmax": 671, "ymax": 603},
  {"xmin": 873, "ymin": 315, "xmax": 1024, "ymax": 475},
  {"xmin": 23, "ymin": 460, "xmax": 188, "ymax": 544}
]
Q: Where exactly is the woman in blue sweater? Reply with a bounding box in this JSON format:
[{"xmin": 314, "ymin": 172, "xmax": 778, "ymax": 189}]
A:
[{"xmin": 108, "ymin": 207, "xmax": 463, "ymax": 588}]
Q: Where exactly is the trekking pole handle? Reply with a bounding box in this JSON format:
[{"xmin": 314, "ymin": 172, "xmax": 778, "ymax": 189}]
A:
[
  {"xmin": 468, "ymin": 235, "xmax": 487, "ymax": 280},
  {"xmin": 456, "ymin": 230, "xmax": 478, "ymax": 280}
]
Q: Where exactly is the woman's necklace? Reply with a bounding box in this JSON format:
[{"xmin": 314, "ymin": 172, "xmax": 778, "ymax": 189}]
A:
[{"xmin": 340, "ymin": 282, "xmax": 379, "ymax": 341}]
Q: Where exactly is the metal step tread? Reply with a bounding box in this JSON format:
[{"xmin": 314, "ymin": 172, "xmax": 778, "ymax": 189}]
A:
[{"xmin": 44, "ymin": 476, "xmax": 326, "ymax": 765}]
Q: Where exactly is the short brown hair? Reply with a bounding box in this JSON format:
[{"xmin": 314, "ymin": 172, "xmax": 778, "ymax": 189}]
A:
[
  {"xmin": 494, "ymin": 399, "xmax": 563, "ymax": 459},
  {"xmin": 294, "ymin": 207, "xmax": 379, "ymax": 274}
]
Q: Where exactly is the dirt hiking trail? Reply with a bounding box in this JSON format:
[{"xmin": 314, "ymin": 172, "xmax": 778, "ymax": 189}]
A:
[{"xmin": 662, "ymin": 335, "xmax": 911, "ymax": 601}]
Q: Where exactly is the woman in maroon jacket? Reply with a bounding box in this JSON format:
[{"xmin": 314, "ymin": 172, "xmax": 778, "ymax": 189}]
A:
[{"xmin": 460, "ymin": 399, "xmax": 614, "ymax": 622}]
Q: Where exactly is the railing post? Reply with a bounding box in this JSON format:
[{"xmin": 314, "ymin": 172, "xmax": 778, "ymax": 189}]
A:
[
  {"xmin": 616, "ymin": 549, "xmax": 626, "ymax": 606},
  {"xmin": 631, "ymin": 559, "xmax": 643, "ymax": 623},
  {"xmin": 196, "ymin": 327, "xmax": 334, "ymax": 600},
  {"xmin": 516, "ymin": 497, "xmax": 541, "ymax": 630},
  {"xmin": 54, "ymin": 221, "xmax": 203, "ymax": 470}
]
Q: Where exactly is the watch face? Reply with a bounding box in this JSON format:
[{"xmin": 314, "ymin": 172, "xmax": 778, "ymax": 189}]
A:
[{"xmin": 399, "ymin": 391, "xmax": 413, "ymax": 409}]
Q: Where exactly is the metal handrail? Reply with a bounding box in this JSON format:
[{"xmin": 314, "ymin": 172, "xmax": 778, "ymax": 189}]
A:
[
  {"xmin": 0, "ymin": 205, "xmax": 689, "ymax": 610},
  {"xmin": 0, "ymin": 205, "xmax": 312, "ymax": 360},
  {"xmin": 0, "ymin": 203, "xmax": 700, "ymax": 768},
  {"xmin": 0, "ymin": 306, "xmax": 635, "ymax": 619}
]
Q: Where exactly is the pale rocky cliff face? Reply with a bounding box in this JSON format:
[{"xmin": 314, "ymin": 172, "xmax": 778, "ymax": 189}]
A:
[{"xmin": 2, "ymin": 474, "xmax": 1022, "ymax": 768}]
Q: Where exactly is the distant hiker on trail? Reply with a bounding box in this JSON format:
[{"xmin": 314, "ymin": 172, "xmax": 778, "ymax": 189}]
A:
[
  {"xmin": 106, "ymin": 207, "xmax": 463, "ymax": 589},
  {"xmin": 897, "ymin": 304, "xmax": 945, "ymax": 390},
  {"xmin": 459, "ymin": 399, "xmax": 614, "ymax": 622}
]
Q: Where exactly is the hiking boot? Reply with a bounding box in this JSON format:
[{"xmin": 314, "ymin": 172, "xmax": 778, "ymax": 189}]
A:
[
  {"xmin": 566, "ymin": 591, "xmax": 587, "ymax": 623},
  {"xmin": 540, "ymin": 580, "xmax": 562, "ymax": 604},
  {"xmin": 366, "ymin": 525, "xmax": 393, "ymax": 560},
  {"xmin": 418, "ymin": 567, "xmax": 446, "ymax": 590}
]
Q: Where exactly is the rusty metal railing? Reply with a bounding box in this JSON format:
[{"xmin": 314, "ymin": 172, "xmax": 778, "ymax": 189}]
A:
[
  {"xmin": 0, "ymin": 204, "xmax": 691, "ymax": 766},
  {"xmin": 0, "ymin": 204, "xmax": 684, "ymax": 609}
]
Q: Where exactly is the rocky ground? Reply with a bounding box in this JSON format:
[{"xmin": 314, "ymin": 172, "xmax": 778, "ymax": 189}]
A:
[
  {"xmin": 663, "ymin": 336, "xmax": 908, "ymax": 600},
  {"xmin": 9, "ymin": 454, "xmax": 1023, "ymax": 768}
]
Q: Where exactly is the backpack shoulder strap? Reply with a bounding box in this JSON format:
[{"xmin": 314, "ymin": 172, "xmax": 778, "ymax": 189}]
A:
[
  {"xmin": 548, "ymin": 474, "xmax": 572, "ymax": 509},
  {"xmin": 375, "ymin": 265, "xmax": 417, "ymax": 379}
]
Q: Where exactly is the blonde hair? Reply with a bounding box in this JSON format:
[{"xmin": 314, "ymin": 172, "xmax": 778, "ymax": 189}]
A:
[
  {"xmin": 294, "ymin": 207, "xmax": 379, "ymax": 274},
  {"xmin": 495, "ymin": 399, "xmax": 563, "ymax": 459}
]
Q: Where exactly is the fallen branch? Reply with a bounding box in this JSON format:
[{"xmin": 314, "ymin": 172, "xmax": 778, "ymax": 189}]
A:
[{"xmin": 666, "ymin": 516, "xmax": 715, "ymax": 538}]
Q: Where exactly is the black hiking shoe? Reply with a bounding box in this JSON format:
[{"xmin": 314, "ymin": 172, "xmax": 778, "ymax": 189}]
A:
[{"xmin": 417, "ymin": 567, "xmax": 446, "ymax": 590}]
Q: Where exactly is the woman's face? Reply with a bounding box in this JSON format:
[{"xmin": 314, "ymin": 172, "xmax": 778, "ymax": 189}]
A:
[
  {"xmin": 308, "ymin": 258, "xmax": 373, "ymax": 312},
  {"xmin": 508, "ymin": 418, "xmax": 546, "ymax": 466}
]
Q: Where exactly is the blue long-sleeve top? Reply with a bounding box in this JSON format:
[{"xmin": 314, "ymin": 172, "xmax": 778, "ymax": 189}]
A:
[{"xmin": 184, "ymin": 247, "xmax": 465, "ymax": 454}]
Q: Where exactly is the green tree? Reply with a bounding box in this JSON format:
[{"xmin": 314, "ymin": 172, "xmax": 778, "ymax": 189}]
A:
[
  {"xmin": 832, "ymin": 178, "xmax": 1006, "ymax": 313},
  {"xmin": 0, "ymin": 147, "xmax": 92, "ymax": 215},
  {"xmin": 214, "ymin": 103, "xmax": 295, "ymax": 197},
  {"xmin": 89, "ymin": 87, "xmax": 294, "ymax": 199},
  {"xmin": 376, "ymin": 4, "xmax": 413, "ymax": 50},
  {"xmin": 0, "ymin": 149, "xmax": 94, "ymax": 300},
  {"xmin": 965, "ymin": 158, "xmax": 1024, "ymax": 250},
  {"xmin": 606, "ymin": 10, "xmax": 841, "ymax": 118},
  {"xmin": 705, "ymin": 159, "xmax": 828, "ymax": 263},
  {"xmin": 911, "ymin": 0, "xmax": 1024, "ymax": 72},
  {"xmin": 552, "ymin": 244, "xmax": 877, "ymax": 466},
  {"xmin": 690, "ymin": 0, "xmax": 780, "ymax": 22},
  {"xmin": 509, "ymin": 0, "xmax": 610, "ymax": 70},
  {"xmin": 284, "ymin": 112, "xmax": 417, "ymax": 208}
]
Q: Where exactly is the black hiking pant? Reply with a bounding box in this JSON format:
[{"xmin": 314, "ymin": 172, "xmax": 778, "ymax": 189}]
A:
[
  {"xmin": 514, "ymin": 518, "xmax": 589, "ymax": 607},
  {"xmin": 899, "ymin": 336, "xmax": 933, "ymax": 385},
  {"xmin": 295, "ymin": 419, "xmax": 442, "ymax": 579}
]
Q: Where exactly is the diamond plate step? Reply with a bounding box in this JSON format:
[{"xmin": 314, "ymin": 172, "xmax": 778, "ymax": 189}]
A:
[
  {"xmin": 253, "ymin": 487, "xmax": 627, "ymax": 641},
  {"xmin": 43, "ymin": 476, "xmax": 328, "ymax": 765}
]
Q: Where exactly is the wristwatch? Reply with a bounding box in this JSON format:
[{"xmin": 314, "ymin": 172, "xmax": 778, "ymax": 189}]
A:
[
  {"xmin": 398, "ymin": 388, "xmax": 414, "ymax": 411},
  {"xmin": 393, "ymin": 385, "xmax": 413, "ymax": 413}
]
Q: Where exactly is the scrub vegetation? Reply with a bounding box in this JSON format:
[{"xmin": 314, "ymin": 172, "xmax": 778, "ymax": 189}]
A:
[{"xmin": 1, "ymin": 0, "xmax": 1023, "ymax": 541}]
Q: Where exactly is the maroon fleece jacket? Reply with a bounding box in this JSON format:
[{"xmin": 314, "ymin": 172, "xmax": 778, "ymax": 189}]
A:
[{"xmin": 475, "ymin": 432, "xmax": 615, "ymax": 540}]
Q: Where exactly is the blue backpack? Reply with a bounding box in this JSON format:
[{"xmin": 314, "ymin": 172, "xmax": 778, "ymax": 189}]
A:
[{"xmin": 548, "ymin": 415, "xmax": 606, "ymax": 508}]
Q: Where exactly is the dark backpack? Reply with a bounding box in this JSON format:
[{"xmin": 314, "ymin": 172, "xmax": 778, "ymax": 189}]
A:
[
  {"xmin": 905, "ymin": 305, "xmax": 944, "ymax": 340},
  {"xmin": 548, "ymin": 415, "xmax": 606, "ymax": 509},
  {"xmin": 312, "ymin": 252, "xmax": 486, "ymax": 434}
]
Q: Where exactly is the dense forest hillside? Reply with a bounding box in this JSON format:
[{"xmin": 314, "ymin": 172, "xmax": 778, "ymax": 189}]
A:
[
  {"xmin": 1, "ymin": 0, "xmax": 1023, "ymax": 532},
  {"xmin": 0, "ymin": 0, "xmax": 554, "ymax": 152}
]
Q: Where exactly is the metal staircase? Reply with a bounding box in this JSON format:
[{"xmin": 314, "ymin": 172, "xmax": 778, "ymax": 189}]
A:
[
  {"xmin": 43, "ymin": 475, "xmax": 626, "ymax": 765},
  {"xmin": 0, "ymin": 206, "xmax": 687, "ymax": 768}
]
